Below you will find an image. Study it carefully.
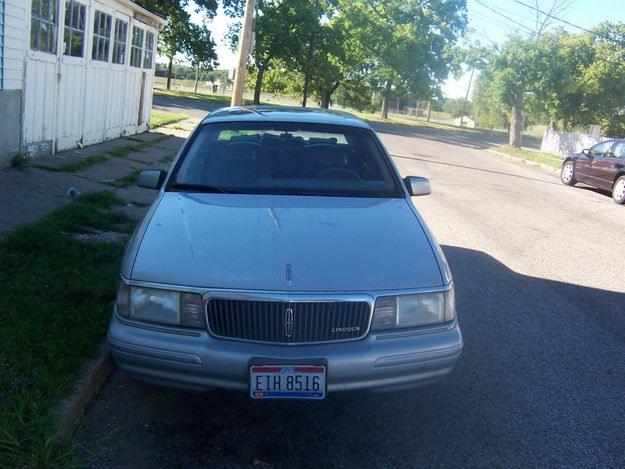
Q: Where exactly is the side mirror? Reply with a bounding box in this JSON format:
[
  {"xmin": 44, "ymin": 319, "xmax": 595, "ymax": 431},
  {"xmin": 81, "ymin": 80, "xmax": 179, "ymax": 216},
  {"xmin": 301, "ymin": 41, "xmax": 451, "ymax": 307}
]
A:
[
  {"xmin": 582, "ymin": 148, "xmax": 590, "ymax": 156},
  {"xmin": 404, "ymin": 176, "xmax": 431, "ymax": 197},
  {"xmin": 137, "ymin": 169, "xmax": 167, "ymax": 190}
]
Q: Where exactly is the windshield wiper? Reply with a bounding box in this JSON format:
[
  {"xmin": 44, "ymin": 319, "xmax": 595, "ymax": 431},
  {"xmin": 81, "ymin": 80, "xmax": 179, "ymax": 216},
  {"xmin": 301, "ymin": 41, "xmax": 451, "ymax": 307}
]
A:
[{"xmin": 171, "ymin": 183, "xmax": 237, "ymax": 194}]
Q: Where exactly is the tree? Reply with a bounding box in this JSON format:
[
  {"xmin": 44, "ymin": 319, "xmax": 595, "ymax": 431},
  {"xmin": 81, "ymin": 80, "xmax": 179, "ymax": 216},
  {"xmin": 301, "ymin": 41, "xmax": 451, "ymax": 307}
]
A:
[
  {"xmin": 568, "ymin": 22, "xmax": 625, "ymax": 136},
  {"xmin": 139, "ymin": 0, "xmax": 218, "ymax": 89},
  {"xmin": 476, "ymin": 22, "xmax": 625, "ymax": 140},
  {"xmin": 224, "ymin": 0, "xmax": 321, "ymax": 104},
  {"xmin": 336, "ymin": 0, "xmax": 468, "ymax": 118},
  {"xmin": 187, "ymin": 23, "xmax": 218, "ymax": 93},
  {"xmin": 248, "ymin": 1, "xmax": 300, "ymax": 104}
]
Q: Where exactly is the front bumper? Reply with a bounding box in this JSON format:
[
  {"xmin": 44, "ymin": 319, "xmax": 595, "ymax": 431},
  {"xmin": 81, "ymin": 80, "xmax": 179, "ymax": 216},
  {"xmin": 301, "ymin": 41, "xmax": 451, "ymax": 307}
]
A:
[{"xmin": 108, "ymin": 311, "xmax": 463, "ymax": 393}]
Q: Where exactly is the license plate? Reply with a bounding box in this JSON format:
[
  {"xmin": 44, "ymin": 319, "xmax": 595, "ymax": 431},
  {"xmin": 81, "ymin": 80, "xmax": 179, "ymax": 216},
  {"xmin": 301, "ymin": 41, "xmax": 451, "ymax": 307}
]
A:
[{"xmin": 250, "ymin": 365, "xmax": 326, "ymax": 399}]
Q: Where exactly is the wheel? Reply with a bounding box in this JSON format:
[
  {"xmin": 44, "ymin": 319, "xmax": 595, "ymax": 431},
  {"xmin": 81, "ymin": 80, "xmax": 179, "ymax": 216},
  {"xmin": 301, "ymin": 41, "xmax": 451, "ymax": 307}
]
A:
[
  {"xmin": 561, "ymin": 161, "xmax": 577, "ymax": 186},
  {"xmin": 612, "ymin": 176, "xmax": 625, "ymax": 204}
]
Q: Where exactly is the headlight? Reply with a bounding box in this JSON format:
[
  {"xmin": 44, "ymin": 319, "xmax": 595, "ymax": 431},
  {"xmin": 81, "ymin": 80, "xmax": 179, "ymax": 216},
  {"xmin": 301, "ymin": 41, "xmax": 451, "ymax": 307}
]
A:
[
  {"xmin": 131, "ymin": 287, "xmax": 180, "ymax": 324},
  {"xmin": 371, "ymin": 286, "xmax": 455, "ymax": 331},
  {"xmin": 115, "ymin": 282, "xmax": 205, "ymax": 328}
]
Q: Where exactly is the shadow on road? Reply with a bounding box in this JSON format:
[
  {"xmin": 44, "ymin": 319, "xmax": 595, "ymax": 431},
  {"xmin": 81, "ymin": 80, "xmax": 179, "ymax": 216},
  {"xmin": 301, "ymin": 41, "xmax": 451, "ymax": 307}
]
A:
[
  {"xmin": 392, "ymin": 153, "xmax": 562, "ymax": 186},
  {"xmin": 371, "ymin": 120, "xmax": 542, "ymax": 152},
  {"xmin": 153, "ymin": 94, "xmax": 226, "ymax": 120},
  {"xmin": 76, "ymin": 246, "xmax": 625, "ymax": 467}
]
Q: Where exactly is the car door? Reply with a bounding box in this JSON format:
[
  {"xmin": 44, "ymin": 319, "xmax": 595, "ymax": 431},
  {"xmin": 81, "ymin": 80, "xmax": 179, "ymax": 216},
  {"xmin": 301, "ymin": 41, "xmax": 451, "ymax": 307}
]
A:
[
  {"xmin": 575, "ymin": 141, "xmax": 612, "ymax": 186},
  {"xmin": 604, "ymin": 141, "xmax": 625, "ymax": 186},
  {"xmin": 589, "ymin": 140, "xmax": 618, "ymax": 190}
]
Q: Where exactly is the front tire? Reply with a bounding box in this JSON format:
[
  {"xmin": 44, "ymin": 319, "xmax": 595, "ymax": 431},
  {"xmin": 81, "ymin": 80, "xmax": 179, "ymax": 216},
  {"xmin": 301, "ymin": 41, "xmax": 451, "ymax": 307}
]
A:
[
  {"xmin": 561, "ymin": 161, "xmax": 577, "ymax": 186},
  {"xmin": 613, "ymin": 176, "xmax": 625, "ymax": 204}
]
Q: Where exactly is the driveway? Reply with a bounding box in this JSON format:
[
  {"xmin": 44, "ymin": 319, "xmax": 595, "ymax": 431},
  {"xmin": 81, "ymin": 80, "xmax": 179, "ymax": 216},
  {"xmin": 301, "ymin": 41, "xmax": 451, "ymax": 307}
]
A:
[{"xmin": 75, "ymin": 110, "xmax": 625, "ymax": 467}]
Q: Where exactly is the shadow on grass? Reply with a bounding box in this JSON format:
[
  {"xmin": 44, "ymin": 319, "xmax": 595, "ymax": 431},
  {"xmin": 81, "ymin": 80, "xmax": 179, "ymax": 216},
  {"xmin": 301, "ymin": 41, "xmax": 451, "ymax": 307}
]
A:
[{"xmin": 0, "ymin": 191, "xmax": 133, "ymax": 467}]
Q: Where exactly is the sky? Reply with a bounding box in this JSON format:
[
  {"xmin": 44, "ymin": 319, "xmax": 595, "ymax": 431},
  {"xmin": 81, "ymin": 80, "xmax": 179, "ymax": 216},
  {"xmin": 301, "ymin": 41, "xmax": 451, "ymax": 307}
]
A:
[{"xmin": 184, "ymin": 0, "xmax": 625, "ymax": 99}]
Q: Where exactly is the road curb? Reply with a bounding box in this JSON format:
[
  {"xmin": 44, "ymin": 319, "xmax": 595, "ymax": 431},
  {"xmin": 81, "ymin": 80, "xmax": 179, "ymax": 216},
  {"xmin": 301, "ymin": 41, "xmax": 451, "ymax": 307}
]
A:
[{"xmin": 53, "ymin": 342, "xmax": 115, "ymax": 442}]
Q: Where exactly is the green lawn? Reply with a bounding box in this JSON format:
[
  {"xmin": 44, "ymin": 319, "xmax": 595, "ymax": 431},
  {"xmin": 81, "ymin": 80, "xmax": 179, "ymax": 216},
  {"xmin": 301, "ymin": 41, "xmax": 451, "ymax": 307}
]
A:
[
  {"xmin": 0, "ymin": 192, "xmax": 133, "ymax": 466},
  {"xmin": 492, "ymin": 146, "xmax": 563, "ymax": 169},
  {"xmin": 153, "ymin": 87, "xmax": 232, "ymax": 106},
  {"xmin": 150, "ymin": 109, "xmax": 189, "ymax": 128}
]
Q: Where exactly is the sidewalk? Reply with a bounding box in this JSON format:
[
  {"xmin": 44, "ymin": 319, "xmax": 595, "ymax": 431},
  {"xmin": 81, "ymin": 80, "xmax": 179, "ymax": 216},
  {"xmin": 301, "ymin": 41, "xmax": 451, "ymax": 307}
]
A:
[{"xmin": 0, "ymin": 118, "xmax": 197, "ymax": 234}]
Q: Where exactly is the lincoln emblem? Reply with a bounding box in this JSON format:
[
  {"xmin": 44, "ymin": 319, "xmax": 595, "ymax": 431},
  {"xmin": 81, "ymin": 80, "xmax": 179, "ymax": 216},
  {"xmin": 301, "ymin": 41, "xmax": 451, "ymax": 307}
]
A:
[{"xmin": 284, "ymin": 307, "xmax": 294, "ymax": 337}]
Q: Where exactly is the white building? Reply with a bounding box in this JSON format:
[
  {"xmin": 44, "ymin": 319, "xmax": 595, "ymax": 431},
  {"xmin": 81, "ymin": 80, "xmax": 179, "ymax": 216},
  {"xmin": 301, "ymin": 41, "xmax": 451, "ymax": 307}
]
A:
[{"xmin": 0, "ymin": 0, "xmax": 166, "ymax": 166}]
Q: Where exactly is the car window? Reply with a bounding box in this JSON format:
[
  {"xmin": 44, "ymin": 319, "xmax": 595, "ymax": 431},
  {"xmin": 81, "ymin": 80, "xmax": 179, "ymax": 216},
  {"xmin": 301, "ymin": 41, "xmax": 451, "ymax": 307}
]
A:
[
  {"xmin": 170, "ymin": 121, "xmax": 403, "ymax": 198},
  {"xmin": 611, "ymin": 142, "xmax": 625, "ymax": 158},
  {"xmin": 590, "ymin": 141, "xmax": 613, "ymax": 157}
]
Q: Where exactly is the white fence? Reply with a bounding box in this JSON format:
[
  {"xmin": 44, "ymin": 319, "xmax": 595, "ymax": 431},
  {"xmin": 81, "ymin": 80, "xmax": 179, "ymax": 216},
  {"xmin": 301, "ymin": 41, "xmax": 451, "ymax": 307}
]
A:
[{"xmin": 541, "ymin": 128, "xmax": 609, "ymax": 157}]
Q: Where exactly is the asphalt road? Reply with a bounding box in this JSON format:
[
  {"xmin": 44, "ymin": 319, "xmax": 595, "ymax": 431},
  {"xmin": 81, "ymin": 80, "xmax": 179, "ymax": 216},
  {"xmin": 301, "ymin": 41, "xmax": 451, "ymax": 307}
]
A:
[{"xmin": 75, "ymin": 117, "xmax": 625, "ymax": 467}]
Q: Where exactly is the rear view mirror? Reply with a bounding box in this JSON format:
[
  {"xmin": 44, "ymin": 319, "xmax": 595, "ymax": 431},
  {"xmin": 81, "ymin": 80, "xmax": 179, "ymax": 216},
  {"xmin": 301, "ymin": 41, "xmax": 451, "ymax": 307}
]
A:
[
  {"xmin": 137, "ymin": 170, "xmax": 167, "ymax": 190},
  {"xmin": 582, "ymin": 148, "xmax": 590, "ymax": 155},
  {"xmin": 404, "ymin": 176, "xmax": 431, "ymax": 197}
]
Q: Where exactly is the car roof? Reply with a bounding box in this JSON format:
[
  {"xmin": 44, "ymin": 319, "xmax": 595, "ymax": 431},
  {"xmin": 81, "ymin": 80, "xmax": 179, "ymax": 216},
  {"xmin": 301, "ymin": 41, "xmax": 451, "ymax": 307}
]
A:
[{"xmin": 202, "ymin": 105, "xmax": 371, "ymax": 129}]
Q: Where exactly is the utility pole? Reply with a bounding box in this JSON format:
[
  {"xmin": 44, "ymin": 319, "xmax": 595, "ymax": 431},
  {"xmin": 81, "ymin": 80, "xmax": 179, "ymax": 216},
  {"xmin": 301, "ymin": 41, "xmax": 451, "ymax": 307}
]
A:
[
  {"xmin": 231, "ymin": 0, "xmax": 255, "ymax": 106},
  {"xmin": 459, "ymin": 68, "xmax": 475, "ymax": 126}
]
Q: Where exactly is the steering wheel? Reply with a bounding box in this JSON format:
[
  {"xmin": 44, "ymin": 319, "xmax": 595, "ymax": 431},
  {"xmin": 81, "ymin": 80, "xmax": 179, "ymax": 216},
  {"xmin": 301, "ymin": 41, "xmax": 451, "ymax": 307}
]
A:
[{"xmin": 315, "ymin": 167, "xmax": 362, "ymax": 181}]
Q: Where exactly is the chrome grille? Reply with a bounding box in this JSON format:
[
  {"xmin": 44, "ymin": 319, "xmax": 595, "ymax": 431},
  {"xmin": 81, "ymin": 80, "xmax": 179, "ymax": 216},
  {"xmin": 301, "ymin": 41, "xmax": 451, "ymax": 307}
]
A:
[{"xmin": 206, "ymin": 299, "xmax": 371, "ymax": 344}]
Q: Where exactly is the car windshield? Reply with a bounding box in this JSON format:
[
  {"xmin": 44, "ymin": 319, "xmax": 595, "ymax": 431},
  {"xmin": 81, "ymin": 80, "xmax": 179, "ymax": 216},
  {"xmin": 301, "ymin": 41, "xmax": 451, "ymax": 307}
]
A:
[{"xmin": 170, "ymin": 121, "xmax": 403, "ymax": 198}]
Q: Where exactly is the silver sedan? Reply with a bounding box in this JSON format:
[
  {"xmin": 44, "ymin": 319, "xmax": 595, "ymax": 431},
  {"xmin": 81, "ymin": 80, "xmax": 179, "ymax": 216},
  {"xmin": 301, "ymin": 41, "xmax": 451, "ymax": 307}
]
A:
[{"xmin": 109, "ymin": 106, "xmax": 463, "ymax": 399}]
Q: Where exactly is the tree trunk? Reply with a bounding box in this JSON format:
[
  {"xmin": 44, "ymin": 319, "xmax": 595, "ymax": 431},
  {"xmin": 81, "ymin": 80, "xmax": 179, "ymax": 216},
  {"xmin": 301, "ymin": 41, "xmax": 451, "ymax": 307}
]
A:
[
  {"xmin": 321, "ymin": 81, "xmax": 340, "ymax": 109},
  {"xmin": 194, "ymin": 64, "xmax": 200, "ymax": 94},
  {"xmin": 426, "ymin": 99, "xmax": 432, "ymax": 122},
  {"xmin": 253, "ymin": 65, "xmax": 265, "ymax": 104},
  {"xmin": 166, "ymin": 57, "xmax": 174, "ymax": 90},
  {"xmin": 550, "ymin": 117, "xmax": 558, "ymax": 131},
  {"xmin": 380, "ymin": 81, "xmax": 391, "ymax": 119},
  {"xmin": 302, "ymin": 73, "xmax": 310, "ymax": 107},
  {"xmin": 509, "ymin": 92, "xmax": 523, "ymax": 147}
]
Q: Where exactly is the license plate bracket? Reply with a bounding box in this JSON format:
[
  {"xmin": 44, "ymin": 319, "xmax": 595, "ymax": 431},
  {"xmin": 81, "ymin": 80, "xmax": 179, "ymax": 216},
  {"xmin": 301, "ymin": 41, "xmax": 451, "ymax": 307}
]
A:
[{"xmin": 250, "ymin": 365, "xmax": 326, "ymax": 399}]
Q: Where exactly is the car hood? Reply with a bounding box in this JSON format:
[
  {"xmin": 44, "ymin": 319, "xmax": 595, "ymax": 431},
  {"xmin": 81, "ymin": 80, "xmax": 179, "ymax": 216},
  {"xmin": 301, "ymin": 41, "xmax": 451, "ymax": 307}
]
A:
[{"xmin": 130, "ymin": 193, "xmax": 443, "ymax": 291}]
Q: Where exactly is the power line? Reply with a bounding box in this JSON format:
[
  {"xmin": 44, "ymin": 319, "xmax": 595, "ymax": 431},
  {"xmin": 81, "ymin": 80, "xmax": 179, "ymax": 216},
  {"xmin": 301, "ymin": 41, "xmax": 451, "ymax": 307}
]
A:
[
  {"xmin": 511, "ymin": 0, "xmax": 624, "ymax": 47},
  {"xmin": 473, "ymin": 0, "xmax": 536, "ymax": 34},
  {"xmin": 471, "ymin": 10, "xmax": 516, "ymax": 31},
  {"xmin": 510, "ymin": 0, "xmax": 594, "ymax": 35}
]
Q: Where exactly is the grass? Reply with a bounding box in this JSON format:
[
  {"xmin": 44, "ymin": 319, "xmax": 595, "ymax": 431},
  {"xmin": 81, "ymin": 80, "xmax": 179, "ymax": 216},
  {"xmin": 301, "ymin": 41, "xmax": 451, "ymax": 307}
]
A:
[
  {"xmin": 0, "ymin": 191, "xmax": 132, "ymax": 467},
  {"xmin": 11, "ymin": 155, "xmax": 29, "ymax": 170},
  {"xmin": 153, "ymin": 87, "xmax": 233, "ymax": 105},
  {"xmin": 104, "ymin": 169, "xmax": 142, "ymax": 188},
  {"xmin": 492, "ymin": 146, "xmax": 563, "ymax": 169},
  {"xmin": 43, "ymin": 154, "xmax": 111, "ymax": 173},
  {"xmin": 32, "ymin": 134, "xmax": 172, "ymax": 173},
  {"xmin": 150, "ymin": 109, "xmax": 188, "ymax": 128}
]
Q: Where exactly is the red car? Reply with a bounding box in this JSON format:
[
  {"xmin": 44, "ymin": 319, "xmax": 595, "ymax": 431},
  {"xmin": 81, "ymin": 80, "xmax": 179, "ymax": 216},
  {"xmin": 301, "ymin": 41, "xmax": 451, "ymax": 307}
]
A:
[{"xmin": 561, "ymin": 139, "xmax": 625, "ymax": 204}]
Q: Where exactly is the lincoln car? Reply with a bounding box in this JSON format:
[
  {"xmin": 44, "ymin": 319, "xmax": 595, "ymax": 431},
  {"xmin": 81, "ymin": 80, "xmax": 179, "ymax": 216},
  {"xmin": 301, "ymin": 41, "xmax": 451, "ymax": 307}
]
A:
[{"xmin": 108, "ymin": 106, "xmax": 463, "ymax": 399}]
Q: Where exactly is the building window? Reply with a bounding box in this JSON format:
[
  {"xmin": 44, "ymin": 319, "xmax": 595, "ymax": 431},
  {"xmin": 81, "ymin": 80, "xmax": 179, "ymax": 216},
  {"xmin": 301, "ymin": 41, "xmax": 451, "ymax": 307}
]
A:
[
  {"xmin": 31, "ymin": 0, "xmax": 58, "ymax": 53},
  {"xmin": 129, "ymin": 26, "xmax": 143, "ymax": 68},
  {"xmin": 63, "ymin": 0, "xmax": 85, "ymax": 57},
  {"xmin": 112, "ymin": 18, "xmax": 128, "ymax": 64},
  {"xmin": 143, "ymin": 31, "xmax": 154, "ymax": 69},
  {"xmin": 92, "ymin": 10, "xmax": 111, "ymax": 62}
]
